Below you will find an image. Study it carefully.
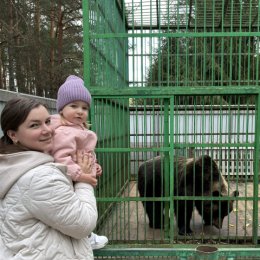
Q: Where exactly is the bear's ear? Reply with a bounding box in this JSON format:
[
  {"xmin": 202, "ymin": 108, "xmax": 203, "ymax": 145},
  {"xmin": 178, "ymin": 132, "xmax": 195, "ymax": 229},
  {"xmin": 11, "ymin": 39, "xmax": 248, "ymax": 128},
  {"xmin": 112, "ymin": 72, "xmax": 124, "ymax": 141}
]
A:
[
  {"xmin": 212, "ymin": 190, "xmax": 220, "ymax": 197},
  {"xmin": 201, "ymin": 155, "xmax": 213, "ymax": 164},
  {"xmin": 194, "ymin": 155, "xmax": 213, "ymax": 177},
  {"xmin": 195, "ymin": 155, "xmax": 213, "ymax": 168}
]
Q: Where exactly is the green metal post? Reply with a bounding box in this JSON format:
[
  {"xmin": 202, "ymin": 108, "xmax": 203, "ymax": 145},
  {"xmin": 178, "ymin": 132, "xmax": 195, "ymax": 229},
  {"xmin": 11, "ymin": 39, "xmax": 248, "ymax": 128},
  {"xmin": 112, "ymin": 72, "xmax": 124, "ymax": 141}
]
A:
[
  {"xmin": 253, "ymin": 91, "xmax": 260, "ymax": 245},
  {"xmin": 82, "ymin": 0, "xmax": 91, "ymax": 87},
  {"xmin": 163, "ymin": 98, "xmax": 170, "ymax": 238},
  {"xmin": 169, "ymin": 96, "xmax": 175, "ymax": 242}
]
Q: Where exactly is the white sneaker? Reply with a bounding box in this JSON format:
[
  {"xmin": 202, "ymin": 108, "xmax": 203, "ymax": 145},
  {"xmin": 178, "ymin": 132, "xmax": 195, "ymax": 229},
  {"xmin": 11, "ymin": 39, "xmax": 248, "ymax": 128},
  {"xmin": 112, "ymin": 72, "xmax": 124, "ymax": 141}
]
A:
[{"xmin": 89, "ymin": 232, "xmax": 108, "ymax": 250}]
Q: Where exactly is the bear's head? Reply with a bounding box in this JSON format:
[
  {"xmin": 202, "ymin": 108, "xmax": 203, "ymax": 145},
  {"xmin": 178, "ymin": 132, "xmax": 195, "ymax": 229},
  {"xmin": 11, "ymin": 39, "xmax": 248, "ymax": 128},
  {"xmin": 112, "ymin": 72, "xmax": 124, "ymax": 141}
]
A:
[
  {"xmin": 194, "ymin": 155, "xmax": 239, "ymax": 229},
  {"xmin": 200, "ymin": 189, "xmax": 239, "ymax": 229}
]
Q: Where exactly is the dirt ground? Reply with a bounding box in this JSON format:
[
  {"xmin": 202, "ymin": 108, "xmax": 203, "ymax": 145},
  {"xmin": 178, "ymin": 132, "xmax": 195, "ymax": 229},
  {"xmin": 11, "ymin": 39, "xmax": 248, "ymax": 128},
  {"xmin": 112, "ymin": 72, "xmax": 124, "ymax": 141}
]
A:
[{"xmin": 97, "ymin": 181, "xmax": 258, "ymax": 244}]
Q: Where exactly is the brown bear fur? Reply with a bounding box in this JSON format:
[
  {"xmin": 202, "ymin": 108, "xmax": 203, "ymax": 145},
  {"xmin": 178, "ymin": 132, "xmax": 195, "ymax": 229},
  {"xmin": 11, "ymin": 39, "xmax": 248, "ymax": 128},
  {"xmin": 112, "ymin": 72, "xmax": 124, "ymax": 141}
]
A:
[{"xmin": 138, "ymin": 155, "xmax": 239, "ymax": 235}]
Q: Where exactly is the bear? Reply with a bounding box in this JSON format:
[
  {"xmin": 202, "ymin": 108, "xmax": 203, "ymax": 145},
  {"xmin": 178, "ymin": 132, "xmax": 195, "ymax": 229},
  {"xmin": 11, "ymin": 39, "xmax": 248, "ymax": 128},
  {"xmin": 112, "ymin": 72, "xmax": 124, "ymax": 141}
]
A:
[{"xmin": 137, "ymin": 155, "xmax": 239, "ymax": 235}]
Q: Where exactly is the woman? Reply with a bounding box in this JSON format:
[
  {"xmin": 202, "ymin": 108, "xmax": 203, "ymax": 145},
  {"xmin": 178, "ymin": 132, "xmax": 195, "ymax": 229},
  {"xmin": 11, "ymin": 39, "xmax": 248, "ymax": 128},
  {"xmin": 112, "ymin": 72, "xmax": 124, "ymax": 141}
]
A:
[{"xmin": 0, "ymin": 97, "xmax": 98, "ymax": 259}]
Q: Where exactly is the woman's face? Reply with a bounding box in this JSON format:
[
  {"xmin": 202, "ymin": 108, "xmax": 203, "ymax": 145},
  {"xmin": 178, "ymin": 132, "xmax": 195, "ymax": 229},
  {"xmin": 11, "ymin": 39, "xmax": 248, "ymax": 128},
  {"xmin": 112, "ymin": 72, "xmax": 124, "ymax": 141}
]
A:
[{"xmin": 7, "ymin": 105, "xmax": 53, "ymax": 153}]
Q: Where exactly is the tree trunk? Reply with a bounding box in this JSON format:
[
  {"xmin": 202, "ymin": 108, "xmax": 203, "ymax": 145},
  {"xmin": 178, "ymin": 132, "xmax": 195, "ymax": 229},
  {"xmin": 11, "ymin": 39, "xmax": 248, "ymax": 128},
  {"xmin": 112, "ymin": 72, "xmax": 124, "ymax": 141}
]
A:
[
  {"xmin": 0, "ymin": 50, "xmax": 3, "ymax": 89},
  {"xmin": 49, "ymin": 2, "xmax": 55, "ymax": 89},
  {"xmin": 57, "ymin": 0, "xmax": 64, "ymax": 66},
  {"xmin": 8, "ymin": 0, "xmax": 15, "ymax": 91},
  {"xmin": 34, "ymin": 0, "xmax": 43, "ymax": 96}
]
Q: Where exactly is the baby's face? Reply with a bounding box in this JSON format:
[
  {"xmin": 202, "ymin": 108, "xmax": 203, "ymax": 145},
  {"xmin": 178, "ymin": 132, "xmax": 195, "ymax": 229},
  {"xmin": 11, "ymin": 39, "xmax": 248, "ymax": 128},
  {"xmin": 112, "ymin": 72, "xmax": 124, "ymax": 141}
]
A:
[{"xmin": 61, "ymin": 101, "xmax": 89, "ymax": 125}]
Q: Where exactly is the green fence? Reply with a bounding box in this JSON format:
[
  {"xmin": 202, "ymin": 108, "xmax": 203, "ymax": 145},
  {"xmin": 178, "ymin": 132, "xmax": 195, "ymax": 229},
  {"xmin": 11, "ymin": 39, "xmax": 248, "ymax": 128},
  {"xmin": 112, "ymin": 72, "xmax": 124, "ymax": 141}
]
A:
[{"xmin": 83, "ymin": 1, "xmax": 260, "ymax": 259}]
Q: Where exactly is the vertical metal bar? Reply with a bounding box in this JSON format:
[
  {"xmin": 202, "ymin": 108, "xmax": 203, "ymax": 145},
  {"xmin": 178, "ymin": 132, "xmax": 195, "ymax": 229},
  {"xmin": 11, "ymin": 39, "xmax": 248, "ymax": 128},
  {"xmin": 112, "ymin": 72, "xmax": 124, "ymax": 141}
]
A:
[
  {"xmin": 134, "ymin": 102, "xmax": 140, "ymax": 241},
  {"xmin": 163, "ymin": 97, "xmax": 170, "ymax": 238},
  {"xmin": 254, "ymin": 3, "xmax": 260, "ymax": 245},
  {"xmin": 176, "ymin": 0, "xmax": 180, "ymax": 86},
  {"xmin": 160, "ymin": 99, "xmax": 164, "ymax": 240},
  {"xmin": 82, "ymin": 0, "xmax": 91, "ymax": 86},
  {"xmin": 211, "ymin": 0, "xmax": 215, "ymax": 87},
  {"xmin": 238, "ymin": 3, "xmax": 243, "ymax": 86},
  {"xmin": 82, "ymin": 0, "xmax": 95, "ymax": 136},
  {"xmin": 220, "ymin": 0, "xmax": 225, "ymax": 87},
  {"xmin": 169, "ymin": 96, "xmax": 174, "ymax": 242},
  {"xmin": 252, "ymin": 93, "xmax": 260, "ymax": 245}
]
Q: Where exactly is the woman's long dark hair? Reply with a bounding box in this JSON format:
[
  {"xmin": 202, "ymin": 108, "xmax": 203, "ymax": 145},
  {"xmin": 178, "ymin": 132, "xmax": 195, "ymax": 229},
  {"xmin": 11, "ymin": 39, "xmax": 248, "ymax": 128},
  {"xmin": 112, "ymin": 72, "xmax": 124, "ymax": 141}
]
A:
[{"xmin": 0, "ymin": 97, "xmax": 46, "ymax": 153}]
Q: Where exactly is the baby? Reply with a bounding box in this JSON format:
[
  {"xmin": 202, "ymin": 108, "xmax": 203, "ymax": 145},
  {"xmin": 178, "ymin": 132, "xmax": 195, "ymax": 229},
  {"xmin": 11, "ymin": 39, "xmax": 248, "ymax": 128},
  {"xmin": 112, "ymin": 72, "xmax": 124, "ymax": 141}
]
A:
[{"xmin": 51, "ymin": 75, "xmax": 108, "ymax": 250}]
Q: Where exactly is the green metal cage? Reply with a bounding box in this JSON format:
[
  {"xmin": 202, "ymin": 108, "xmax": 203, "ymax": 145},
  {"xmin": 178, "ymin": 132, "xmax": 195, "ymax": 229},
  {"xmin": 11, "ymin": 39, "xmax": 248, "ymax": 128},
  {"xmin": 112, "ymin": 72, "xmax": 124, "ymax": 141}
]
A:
[{"xmin": 82, "ymin": 0, "xmax": 260, "ymax": 259}]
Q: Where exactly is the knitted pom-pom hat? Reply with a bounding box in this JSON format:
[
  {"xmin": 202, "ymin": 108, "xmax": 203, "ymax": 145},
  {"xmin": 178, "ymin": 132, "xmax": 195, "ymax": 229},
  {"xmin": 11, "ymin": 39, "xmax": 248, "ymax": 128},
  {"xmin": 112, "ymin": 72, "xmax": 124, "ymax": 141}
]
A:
[{"xmin": 56, "ymin": 75, "xmax": 91, "ymax": 112}]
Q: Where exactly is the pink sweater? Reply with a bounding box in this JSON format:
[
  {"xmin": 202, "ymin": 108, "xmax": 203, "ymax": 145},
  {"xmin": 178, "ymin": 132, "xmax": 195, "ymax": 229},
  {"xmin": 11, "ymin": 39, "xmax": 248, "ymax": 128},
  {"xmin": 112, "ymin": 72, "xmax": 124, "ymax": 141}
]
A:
[{"xmin": 50, "ymin": 114, "xmax": 97, "ymax": 180}]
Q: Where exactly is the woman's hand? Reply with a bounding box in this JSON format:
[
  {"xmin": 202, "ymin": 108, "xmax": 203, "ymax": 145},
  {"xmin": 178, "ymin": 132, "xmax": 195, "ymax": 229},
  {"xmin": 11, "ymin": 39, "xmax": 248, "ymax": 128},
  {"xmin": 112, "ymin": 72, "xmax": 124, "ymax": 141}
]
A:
[
  {"xmin": 76, "ymin": 150, "xmax": 98, "ymax": 187},
  {"xmin": 76, "ymin": 150, "xmax": 93, "ymax": 175},
  {"xmin": 77, "ymin": 174, "xmax": 98, "ymax": 187}
]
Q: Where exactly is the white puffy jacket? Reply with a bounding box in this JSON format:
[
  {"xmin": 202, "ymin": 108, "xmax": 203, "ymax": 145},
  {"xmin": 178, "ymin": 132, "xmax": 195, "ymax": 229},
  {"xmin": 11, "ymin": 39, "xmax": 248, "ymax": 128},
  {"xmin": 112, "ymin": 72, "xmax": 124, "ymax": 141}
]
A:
[{"xmin": 0, "ymin": 151, "xmax": 98, "ymax": 260}]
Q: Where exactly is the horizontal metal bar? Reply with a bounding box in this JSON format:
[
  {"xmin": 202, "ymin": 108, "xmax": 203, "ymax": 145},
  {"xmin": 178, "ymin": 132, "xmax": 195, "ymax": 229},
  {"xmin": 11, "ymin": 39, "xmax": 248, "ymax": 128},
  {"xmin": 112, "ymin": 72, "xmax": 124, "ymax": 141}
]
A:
[
  {"xmin": 90, "ymin": 86, "xmax": 260, "ymax": 97},
  {"xmin": 94, "ymin": 247, "xmax": 260, "ymax": 257},
  {"xmin": 130, "ymin": 25, "xmax": 260, "ymax": 30},
  {"xmin": 90, "ymin": 31, "xmax": 260, "ymax": 39},
  {"xmin": 95, "ymin": 147, "xmax": 169, "ymax": 152},
  {"xmin": 95, "ymin": 143, "xmax": 253, "ymax": 152},
  {"xmin": 96, "ymin": 196, "xmax": 250, "ymax": 202}
]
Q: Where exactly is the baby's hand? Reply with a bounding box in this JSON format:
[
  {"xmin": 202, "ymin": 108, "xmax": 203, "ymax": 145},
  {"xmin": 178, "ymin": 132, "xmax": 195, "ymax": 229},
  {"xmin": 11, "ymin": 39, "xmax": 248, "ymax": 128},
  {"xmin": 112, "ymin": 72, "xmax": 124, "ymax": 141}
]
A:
[{"xmin": 96, "ymin": 163, "xmax": 102, "ymax": 177}]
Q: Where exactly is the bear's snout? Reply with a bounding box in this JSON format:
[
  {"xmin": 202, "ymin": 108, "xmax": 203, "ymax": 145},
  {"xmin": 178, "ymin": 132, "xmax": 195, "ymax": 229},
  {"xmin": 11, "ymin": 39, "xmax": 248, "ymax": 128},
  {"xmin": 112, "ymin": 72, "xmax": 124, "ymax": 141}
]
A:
[
  {"xmin": 232, "ymin": 190, "xmax": 239, "ymax": 197},
  {"xmin": 213, "ymin": 217, "xmax": 223, "ymax": 229}
]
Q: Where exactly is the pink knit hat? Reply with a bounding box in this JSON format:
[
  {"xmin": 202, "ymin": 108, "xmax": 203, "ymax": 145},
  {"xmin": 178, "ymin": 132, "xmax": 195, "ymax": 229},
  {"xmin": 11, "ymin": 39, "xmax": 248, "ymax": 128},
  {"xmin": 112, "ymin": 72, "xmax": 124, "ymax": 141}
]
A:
[{"xmin": 56, "ymin": 75, "xmax": 92, "ymax": 112}]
